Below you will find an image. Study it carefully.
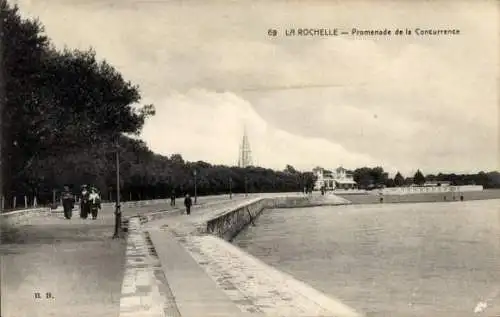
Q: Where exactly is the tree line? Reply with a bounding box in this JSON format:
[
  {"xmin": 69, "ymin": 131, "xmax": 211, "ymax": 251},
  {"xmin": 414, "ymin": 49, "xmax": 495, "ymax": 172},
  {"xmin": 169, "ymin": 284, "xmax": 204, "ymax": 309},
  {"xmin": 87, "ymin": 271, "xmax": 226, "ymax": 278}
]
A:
[
  {"xmin": 351, "ymin": 167, "xmax": 500, "ymax": 190},
  {"xmin": 0, "ymin": 2, "xmax": 315, "ymax": 209}
]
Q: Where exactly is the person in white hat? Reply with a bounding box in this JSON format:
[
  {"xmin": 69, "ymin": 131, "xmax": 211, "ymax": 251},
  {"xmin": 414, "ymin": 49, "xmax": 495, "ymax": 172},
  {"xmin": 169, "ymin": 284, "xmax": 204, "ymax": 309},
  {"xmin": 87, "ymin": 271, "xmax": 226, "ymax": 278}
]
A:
[{"xmin": 89, "ymin": 187, "xmax": 101, "ymax": 220}]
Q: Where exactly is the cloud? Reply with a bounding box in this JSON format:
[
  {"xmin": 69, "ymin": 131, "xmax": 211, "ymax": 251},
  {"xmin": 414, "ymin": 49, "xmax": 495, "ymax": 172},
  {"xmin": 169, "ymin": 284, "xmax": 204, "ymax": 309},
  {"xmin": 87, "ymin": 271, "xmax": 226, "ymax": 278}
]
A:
[
  {"xmin": 141, "ymin": 89, "xmax": 376, "ymax": 171},
  {"xmin": 13, "ymin": 0, "xmax": 500, "ymax": 174}
]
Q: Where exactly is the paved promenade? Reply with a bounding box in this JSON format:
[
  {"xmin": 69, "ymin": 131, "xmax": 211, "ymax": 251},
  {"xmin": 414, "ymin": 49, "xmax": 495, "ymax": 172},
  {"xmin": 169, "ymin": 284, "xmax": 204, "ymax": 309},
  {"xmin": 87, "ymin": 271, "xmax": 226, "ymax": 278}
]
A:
[
  {"xmin": 1, "ymin": 210, "xmax": 126, "ymax": 317},
  {"xmin": 0, "ymin": 195, "xmax": 236, "ymax": 317}
]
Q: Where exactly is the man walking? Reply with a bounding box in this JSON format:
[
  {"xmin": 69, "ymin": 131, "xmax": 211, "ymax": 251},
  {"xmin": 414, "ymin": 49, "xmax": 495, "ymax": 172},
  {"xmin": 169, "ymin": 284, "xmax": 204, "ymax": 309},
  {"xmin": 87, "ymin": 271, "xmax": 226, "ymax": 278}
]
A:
[
  {"xmin": 184, "ymin": 194, "xmax": 192, "ymax": 215},
  {"xmin": 61, "ymin": 185, "xmax": 74, "ymax": 220},
  {"xmin": 170, "ymin": 189, "xmax": 176, "ymax": 207}
]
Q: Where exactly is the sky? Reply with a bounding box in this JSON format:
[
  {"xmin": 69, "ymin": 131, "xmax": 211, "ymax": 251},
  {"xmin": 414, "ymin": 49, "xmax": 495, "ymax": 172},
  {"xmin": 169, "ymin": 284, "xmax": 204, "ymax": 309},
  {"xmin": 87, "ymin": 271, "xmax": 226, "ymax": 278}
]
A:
[{"xmin": 12, "ymin": 0, "xmax": 500, "ymax": 176}]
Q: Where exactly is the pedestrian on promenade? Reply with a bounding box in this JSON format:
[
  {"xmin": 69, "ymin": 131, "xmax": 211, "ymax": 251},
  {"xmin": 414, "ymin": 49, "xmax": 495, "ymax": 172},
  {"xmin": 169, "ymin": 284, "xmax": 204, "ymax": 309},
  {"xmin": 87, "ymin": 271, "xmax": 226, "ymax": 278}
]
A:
[
  {"xmin": 62, "ymin": 185, "xmax": 75, "ymax": 220},
  {"xmin": 170, "ymin": 189, "xmax": 176, "ymax": 207},
  {"xmin": 80, "ymin": 185, "xmax": 90, "ymax": 219},
  {"xmin": 89, "ymin": 187, "xmax": 101, "ymax": 220},
  {"xmin": 184, "ymin": 194, "xmax": 192, "ymax": 215}
]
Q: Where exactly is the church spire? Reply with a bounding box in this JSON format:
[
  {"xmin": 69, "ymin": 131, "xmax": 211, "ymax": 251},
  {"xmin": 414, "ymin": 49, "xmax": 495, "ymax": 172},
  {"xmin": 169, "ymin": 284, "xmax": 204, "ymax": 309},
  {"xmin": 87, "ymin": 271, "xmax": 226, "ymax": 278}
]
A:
[{"xmin": 238, "ymin": 125, "xmax": 253, "ymax": 168}]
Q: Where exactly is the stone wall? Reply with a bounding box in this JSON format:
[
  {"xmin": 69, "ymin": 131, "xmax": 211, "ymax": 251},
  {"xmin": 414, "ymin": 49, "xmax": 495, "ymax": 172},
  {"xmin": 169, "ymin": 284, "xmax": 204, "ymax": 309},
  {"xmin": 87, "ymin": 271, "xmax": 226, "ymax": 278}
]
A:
[
  {"xmin": 378, "ymin": 185, "xmax": 483, "ymax": 195},
  {"xmin": 204, "ymin": 195, "xmax": 348, "ymax": 241},
  {"xmin": 205, "ymin": 198, "xmax": 269, "ymax": 241},
  {"xmin": 0, "ymin": 198, "xmax": 179, "ymax": 226},
  {"xmin": 100, "ymin": 198, "xmax": 173, "ymax": 209},
  {"xmin": 340, "ymin": 188, "xmax": 500, "ymax": 205}
]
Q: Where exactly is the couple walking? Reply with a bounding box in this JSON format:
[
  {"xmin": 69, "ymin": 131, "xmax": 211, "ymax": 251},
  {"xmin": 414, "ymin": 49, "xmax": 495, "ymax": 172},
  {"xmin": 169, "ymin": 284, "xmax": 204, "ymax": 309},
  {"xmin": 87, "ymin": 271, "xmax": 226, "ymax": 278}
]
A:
[
  {"xmin": 61, "ymin": 185, "xmax": 101, "ymax": 220},
  {"xmin": 80, "ymin": 185, "xmax": 101, "ymax": 219}
]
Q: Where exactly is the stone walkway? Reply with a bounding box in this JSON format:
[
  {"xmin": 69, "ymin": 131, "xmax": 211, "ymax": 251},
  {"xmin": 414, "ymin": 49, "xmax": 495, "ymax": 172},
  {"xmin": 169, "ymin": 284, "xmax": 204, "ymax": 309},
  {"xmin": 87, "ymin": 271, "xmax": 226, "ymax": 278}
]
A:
[
  {"xmin": 127, "ymin": 194, "xmax": 363, "ymax": 317},
  {"xmin": 120, "ymin": 195, "xmax": 254, "ymax": 317},
  {"xmin": 118, "ymin": 197, "xmax": 257, "ymax": 317},
  {"xmin": 119, "ymin": 217, "xmax": 170, "ymax": 317},
  {"xmin": 182, "ymin": 234, "xmax": 362, "ymax": 317}
]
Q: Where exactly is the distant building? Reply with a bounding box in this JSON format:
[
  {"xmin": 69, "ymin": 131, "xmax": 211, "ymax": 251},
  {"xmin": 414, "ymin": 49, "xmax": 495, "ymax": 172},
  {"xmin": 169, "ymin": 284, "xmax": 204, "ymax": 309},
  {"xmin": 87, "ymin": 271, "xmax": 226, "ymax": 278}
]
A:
[
  {"xmin": 238, "ymin": 126, "xmax": 253, "ymax": 168},
  {"xmin": 313, "ymin": 166, "xmax": 357, "ymax": 190}
]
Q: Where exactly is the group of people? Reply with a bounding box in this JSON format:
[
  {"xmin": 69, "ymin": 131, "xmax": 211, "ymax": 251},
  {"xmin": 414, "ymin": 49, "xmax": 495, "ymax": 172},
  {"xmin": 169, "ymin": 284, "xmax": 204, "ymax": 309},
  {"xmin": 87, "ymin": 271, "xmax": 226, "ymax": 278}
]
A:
[
  {"xmin": 61, "ymin": 186, "xmax": 193, "ymax": 220},
  {"xmin": 61, "ymin": 184, "xmax": 101, "ymax": 220}
]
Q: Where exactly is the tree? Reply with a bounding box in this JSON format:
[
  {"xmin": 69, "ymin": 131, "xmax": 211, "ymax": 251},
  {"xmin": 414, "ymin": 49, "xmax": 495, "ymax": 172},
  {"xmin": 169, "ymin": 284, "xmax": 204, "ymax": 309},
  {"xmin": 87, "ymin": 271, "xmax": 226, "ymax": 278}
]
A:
[
  {"xmin": 413, "ymin": 169, "xmax": 426, "ymax": 185},
  {"xmin": 370, "ymin": 167, "xmax": 386, "ymax": 185},
  {"xmin": 301, "ymin": 172, "xmax": 317, "ymax": 191},
  {"xmin": 284, "ymin": 164, "xmax": 298, "ymax": 174},
  {"xmin": 1, "ymin": 2, "xmax": 154, "ymax": 196},
  {"xmin": 384, "ymin": 178, "xmax": 395, "ymax": 188},
  {"xmin": 170, "ymin": 154, "xmax": 185, "ymax": 165},
  {"xmin": 394, "ymin": 172, "xmax": 405, "ymax": 187},
  {"xmin": 353, "ymin": 167, "xmax": 387, "ymax": 189},
  {"xmin": 353, "ymin": 167, "xmax": 372, "ymax": 189}
]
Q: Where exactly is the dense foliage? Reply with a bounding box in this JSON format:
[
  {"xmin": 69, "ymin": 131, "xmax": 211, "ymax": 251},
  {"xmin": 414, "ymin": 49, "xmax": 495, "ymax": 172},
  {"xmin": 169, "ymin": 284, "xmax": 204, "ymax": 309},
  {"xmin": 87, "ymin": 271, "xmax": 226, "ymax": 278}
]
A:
[{"xmin": 23, "ymin": 134, "xmax": 316, "ymax": 206}]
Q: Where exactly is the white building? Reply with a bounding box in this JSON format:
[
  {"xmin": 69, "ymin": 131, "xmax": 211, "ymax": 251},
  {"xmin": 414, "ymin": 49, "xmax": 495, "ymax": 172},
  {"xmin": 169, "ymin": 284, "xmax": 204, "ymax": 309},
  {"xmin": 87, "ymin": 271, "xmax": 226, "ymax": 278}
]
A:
[{"xmin": 313, "ymin": 166, "xmax": 357, "ymax": 191}]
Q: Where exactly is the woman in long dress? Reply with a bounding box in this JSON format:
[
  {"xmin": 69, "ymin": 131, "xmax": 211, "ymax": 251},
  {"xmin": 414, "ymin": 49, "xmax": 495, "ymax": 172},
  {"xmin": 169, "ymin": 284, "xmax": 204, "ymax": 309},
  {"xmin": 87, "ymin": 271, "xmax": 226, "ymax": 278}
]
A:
[
  {"xmin": 80, "ymin": 185, "xmax": 90, "ymax": 219},
  {"xmin": 89, "ymin": 187, "xmax": 101, "ymax": 220}
]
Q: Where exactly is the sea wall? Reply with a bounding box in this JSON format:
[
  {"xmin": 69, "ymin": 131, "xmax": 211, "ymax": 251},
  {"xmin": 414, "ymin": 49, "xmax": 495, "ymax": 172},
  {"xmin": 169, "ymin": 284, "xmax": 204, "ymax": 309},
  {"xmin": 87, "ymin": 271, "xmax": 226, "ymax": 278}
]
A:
[
  {"xmin": 203, "ymin": 195, "xmax": 348, "ymax": 241},
  {"xmin": 338, "ymin": 188, "xmax": 500, "ymax": 205},
  {"xmin": 377, "ymin": 185, "xmax": 483, "ymax": 195}
]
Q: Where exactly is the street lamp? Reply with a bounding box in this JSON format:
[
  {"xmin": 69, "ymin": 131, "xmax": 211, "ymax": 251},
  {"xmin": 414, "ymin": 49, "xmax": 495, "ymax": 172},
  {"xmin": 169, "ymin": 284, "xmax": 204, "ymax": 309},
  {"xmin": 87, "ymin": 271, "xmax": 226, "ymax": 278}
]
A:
[
  {"xmin": 193, "ymin": 169, "xmax": 197, "ymax": 204},
  {"xmin": 112, "ymin": 140, "xmax": 122, "ymax": 239},
  {"xmin": 244, "ymin": 175, "xmax": 248, "ymax": 197},
  {"xmin": 0, "ymin": 13, "xmax": 4, "ymax": 216}
]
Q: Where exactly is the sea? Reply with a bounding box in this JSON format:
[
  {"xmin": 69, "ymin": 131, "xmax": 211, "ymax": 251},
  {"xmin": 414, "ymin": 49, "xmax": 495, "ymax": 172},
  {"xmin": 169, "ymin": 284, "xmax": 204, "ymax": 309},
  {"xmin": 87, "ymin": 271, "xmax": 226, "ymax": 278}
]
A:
[{"xmin": 233, "ymin": 199, "xmax": 500, "ymax": 317}]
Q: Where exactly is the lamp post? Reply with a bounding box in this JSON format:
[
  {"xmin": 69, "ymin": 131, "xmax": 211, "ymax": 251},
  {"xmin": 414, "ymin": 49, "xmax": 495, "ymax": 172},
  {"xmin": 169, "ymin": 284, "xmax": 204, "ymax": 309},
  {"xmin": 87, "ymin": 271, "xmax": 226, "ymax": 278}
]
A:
[
  {"xmin": 193, "ymin": 169, "xmax": 197, "ymax": 204},
  {"xmin": 52, "ymin": 189, "xmax": 56, "ymax": 208},
  {"xmin": 0, "ymin": 13, "xmax": 4, "ymax": 317},
  {"xmin": 244, "ymin": 175, "xmax": 248, "ymax": 197},
  {"xmin": 229, "ymin": 177, "xmax": 232, "ymax": 199},
  {"xmin": 112, "ymin": 140, "xmax": 122, "ymax": 239}
]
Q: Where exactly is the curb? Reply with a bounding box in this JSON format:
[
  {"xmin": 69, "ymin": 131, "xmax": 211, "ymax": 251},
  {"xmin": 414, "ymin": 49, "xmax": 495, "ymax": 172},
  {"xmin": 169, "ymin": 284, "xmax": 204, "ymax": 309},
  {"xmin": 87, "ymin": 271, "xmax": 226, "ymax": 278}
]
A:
[
  {"xmin": 118, "ymin": 202, "xmax": 229, "ymax": 317},
  {"xmin": 119, "ymin": 216, "xmax": 180, "ymax": 317}
]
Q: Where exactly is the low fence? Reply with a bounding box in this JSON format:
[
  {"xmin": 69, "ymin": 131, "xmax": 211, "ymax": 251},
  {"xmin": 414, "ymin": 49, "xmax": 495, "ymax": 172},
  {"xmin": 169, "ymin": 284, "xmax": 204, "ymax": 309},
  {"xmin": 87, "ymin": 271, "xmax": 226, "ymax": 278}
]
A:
[
  {"xmin": 0, "ymin": 197, "xmax": 174, "ymax": 212},
  {"xmin": 376, "ymin": 185, "xmax": 483, "ymax": 195},
  {"xmin": 0, "ymin": 194, "xmax": 237, "ymax": 227},
  {"xmin": 0, "ymin": 195, "xmax": 42, "ymax": 211},
  {"xmin": 0, "ymin": 198, "xmax": 176, "ymax": 226}
]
